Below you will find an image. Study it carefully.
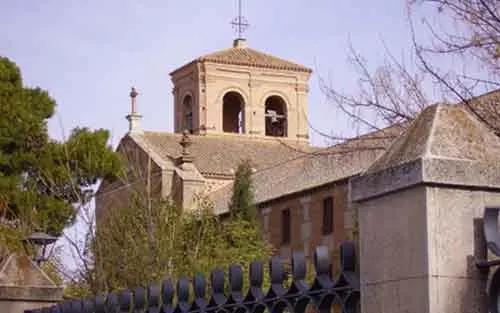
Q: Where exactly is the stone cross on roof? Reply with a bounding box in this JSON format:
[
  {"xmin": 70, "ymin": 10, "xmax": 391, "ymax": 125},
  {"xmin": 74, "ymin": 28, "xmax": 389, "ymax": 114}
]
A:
[{"xmin": 231, "ymin": 0, "xmax": 249, "ymax": 40}]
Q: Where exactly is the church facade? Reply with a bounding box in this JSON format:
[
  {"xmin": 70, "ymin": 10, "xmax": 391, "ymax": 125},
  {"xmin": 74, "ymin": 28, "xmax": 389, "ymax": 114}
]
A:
[{"xmin": 95, "ymin": 38, "xmax": 416, "ymax": 260}]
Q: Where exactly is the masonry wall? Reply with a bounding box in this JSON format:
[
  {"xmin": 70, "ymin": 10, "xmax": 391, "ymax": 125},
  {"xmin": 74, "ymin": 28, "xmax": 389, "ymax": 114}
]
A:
[
  {"xmin": 259, "ymin": 182, "xmax": 349, "ymax": 269},
  {"xmin": 171, "ymin": 62, "xmax": 310, "ymax": 140},
  {"xmin": 95, "ymin": 137, "xmax": 164, "ymax": 224}
]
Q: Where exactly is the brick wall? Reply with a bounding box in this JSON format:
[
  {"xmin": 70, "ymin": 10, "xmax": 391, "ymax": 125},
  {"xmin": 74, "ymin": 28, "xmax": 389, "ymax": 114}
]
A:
[{"xmin": 259, "ymin": 182, "xmax": 348, "ymax": 269}]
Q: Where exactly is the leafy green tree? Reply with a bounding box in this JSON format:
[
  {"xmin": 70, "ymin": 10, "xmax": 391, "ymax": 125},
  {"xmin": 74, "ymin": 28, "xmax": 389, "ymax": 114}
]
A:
[
  {"xmin": 0, "ymin": 56, "xmax": 122, "ymax": 245},
  {"xmin": 228, "ymin": 159, "xmax": 257, "ymax": 221}
]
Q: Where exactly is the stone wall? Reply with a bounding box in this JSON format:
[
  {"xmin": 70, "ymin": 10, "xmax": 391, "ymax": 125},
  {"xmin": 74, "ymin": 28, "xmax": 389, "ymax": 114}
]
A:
[{"xmin": 0, "ymin": 253, "xmax": 62, "ymax": 313}]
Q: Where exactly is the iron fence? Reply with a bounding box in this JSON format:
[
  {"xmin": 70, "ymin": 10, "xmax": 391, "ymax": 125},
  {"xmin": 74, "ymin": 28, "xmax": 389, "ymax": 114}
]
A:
[{"xmin": 26, "ymin": 241, "xmax": 359, "ymax": 313}]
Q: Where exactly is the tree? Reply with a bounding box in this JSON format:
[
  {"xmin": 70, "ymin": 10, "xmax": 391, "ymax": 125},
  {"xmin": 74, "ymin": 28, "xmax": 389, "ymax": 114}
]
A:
[
  {"xmin": 228, "ymin": 159, "xmax": 257, "ymax": 221},
  {"xmin": 0, "ymin": 56, "xmax": 122, "ymax": 250},
  {"xmin": 63, "ymin": 192, "xmax": 273, "ymax": 297},
  {"xmin": 410, "ymin": 0, "xmax": 499, "ymax": 131},
  {"xmin": 319, "ymin": 1, "xmax": 499, "ymax": 144}
]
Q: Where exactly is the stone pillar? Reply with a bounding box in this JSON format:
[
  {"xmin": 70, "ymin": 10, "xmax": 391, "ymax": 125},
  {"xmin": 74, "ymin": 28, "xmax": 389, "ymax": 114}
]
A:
[
  {"xmin": 300, "ymin": 196, "xmax": 312, "ymax": 259},
  {"xmin": 349, "ymin": 104, "xmax": 500, "ymax": 313},
  {"xmin": 261, "ymin": 207, "xmax": 271, "ymax": 242},
  {"xmin": 0, "ymin": 253, "xmax": 63, "ymax": 313},
  {"xmin": 176, "ymin": 131, "xmax": 205, "ymax": 211}
]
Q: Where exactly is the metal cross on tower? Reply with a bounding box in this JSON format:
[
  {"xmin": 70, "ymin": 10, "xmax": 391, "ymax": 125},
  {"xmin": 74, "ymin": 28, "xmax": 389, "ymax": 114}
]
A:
[{"xmin": 231, "ymin": 0, "xmax": 249, "ymax": 39}]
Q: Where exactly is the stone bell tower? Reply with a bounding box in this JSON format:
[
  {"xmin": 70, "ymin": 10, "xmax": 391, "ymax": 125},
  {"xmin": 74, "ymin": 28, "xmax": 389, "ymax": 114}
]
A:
[{"xmin": 169, "ymin": 10, "xmax": 312, "ymax": 142}]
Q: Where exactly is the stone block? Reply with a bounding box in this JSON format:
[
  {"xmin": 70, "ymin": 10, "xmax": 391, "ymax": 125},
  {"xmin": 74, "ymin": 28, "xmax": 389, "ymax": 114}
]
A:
[
  {"xmin": 359, "ymin": 186, "xmax": 428, "ymax": 284},
  {"xmin": 426, "ymin": 187, "xmax": 485, "ymax": 278}
]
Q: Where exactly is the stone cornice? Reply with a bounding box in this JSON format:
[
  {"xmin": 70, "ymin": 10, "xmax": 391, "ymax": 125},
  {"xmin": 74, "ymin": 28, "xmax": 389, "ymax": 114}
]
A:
[{"xmin": 350, "ymin": 157, "xmax": 500, "ymax": 202}]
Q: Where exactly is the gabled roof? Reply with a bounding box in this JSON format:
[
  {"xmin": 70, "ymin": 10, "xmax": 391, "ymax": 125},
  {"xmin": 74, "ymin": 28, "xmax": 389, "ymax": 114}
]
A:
[
  {"xmin": 131, "ymin": 132, "xmax": 317, "ymax": 177},
  {"xmin": 171, "ymin": 42, "xmax": 312, "ymax": 75},
  {"xmin": 208, "ymin": 124, "xmax": 404, "ymax": 213}
]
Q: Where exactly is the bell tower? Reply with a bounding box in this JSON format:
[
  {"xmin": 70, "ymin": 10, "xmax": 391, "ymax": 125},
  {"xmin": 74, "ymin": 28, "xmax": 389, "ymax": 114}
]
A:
[{"xmin": 169, "ymin": 2, "xmax": 312, "ymax": 142}]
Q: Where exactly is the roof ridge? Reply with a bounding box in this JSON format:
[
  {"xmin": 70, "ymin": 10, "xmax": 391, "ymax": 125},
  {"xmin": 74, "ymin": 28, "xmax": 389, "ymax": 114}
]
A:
[{"xmin": 423, "ymin": 104, "xmax": 442, "ymax": 158}]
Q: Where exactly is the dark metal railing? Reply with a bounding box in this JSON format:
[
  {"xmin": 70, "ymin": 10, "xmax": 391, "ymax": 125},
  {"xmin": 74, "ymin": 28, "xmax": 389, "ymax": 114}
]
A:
[{"xmin": 27, "ymin": 241, "xmax": 360, "ymax": 313}]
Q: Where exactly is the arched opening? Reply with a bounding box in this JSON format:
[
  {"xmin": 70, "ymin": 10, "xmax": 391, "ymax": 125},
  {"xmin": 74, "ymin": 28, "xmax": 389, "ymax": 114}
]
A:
[
  {"xmin": 183, "ymin": 95, "xmax": 193, "ymax": 133},
  {"xmin": 222, "ymin": 91, "xmax": 245, "ymax": 133},
  {"xmin": 265, "ymin": 95, "xmax": 287, "ymax": 137}
]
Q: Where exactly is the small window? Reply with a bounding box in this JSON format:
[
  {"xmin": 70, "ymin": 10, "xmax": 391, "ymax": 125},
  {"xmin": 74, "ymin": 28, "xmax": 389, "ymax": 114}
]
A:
[
  {"xmin": 322, "ymin": 197, "xmax": 333, "ymax": 235},
  {"xmin": 281, "ymin": 208, "xmax": 291, "ymax": 244},
  {"xmin": 183, "ymin": 95, "xmax": 194, "ymax": 133}
]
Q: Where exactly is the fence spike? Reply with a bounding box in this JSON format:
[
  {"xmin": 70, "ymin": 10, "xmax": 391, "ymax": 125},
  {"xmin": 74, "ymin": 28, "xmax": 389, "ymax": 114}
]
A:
[
  {"xmin": 269, "ymin": 256, "xmax": 284, "ymax": 285},
  {"xmin": 249, "ymin": 260, "xmax": 263, "ymax": 288},
  {"xmin": 82, "ymin": 299, "xmax": 94, "ymax": 313},
  {"xmin": 162, "ymin": 279, "xmax": 174, "ymax": 306},
  {"xmin": 177, "ymin": 277, "xmax": 190, "ymax": 311},
  {"xmin": 133, "ymin": 286, "xmax": 146, "ymax": 312},
  {"xmin": 339, "ymin": 241, "xmax": 356, "ymax": 272},
  {"xmin": 313, "ymin": 246, "xmax": 331, "ymax": 276},
  {"xmin": 229, "ymin": 264, "xmax": 243, "ymax": 293},
  {"xmin": 147, "ymin": 283, "xmax": 161, "ymax": 310},
  {"xmin": 94, "ymin": 295, "xmax": 106, "ymax": 313},
  {"xmin": 246, "ymin": 260, "xmax": 264, "ymax": 301},
  {"xmin": 107, "ymin": 292, "xmax": 120, "ymax": 313},
  {"xmin": 227, "ymin": 264, "xmax": 244, "ymax": 304},
  {"xmin": 208, "ymin": 268, "xmax": 226, "ymax": 307},
  {"xmin": 70, "ymin": 300, "xmax": 83, "ymax": 313},
  {"xmin": 193, "ymin": 273, "xmax": 206, "ymax": 299},
  {"xmin": 118, "ymin": 289, "xmax": 132, "ymax": 313},
  {"xmin": 292, "ymin": 251, "xmax": 306, "ymax": 281},
  {"xmin": 210, "ymin": 267, "xmax": 224, "ymax": 294}
]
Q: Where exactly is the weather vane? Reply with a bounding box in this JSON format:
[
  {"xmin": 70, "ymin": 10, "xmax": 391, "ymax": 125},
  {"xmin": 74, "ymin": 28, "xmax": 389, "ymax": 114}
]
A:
[{"xmin": 231, "ymin": 0, "xmax": 249, "ymax": 39}]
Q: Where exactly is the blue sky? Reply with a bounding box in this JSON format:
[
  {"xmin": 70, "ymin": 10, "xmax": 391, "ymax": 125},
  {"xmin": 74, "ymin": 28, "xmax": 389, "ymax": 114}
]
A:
[{"xmin": 0, "ymin": 0, "xmax": 420, "ymax": 147}]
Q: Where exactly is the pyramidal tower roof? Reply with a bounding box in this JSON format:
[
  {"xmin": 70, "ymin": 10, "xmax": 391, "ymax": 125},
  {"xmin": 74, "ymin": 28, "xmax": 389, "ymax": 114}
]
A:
[
  {"xmin": 350, "ymin": 102, "xmax": 500, "ymax": 202},
  {"xmin": 367, "ymin": 103, "xmax": 500, "ymax": 173},
  {"xmin": 170, "ymin": 39, "xmax": 312, "ymax": 75}
]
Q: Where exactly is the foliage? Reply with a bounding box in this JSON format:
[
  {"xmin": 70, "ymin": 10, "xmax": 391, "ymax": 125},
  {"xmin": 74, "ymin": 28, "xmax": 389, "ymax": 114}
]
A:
[
  {"xmin": 0, "ymin": 56, "xmax": 122, "ymax": 240},
  {"xmin": 228, "ymin": 159, "xmax": 257, "ymax": 221},
  {"xmin": 66, "ymin": 194, "xmax": 273, "ymax": 296}
]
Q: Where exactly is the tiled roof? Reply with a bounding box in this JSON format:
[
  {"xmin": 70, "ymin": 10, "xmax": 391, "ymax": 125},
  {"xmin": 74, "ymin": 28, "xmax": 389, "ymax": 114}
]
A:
[
  {"xmin": 133, "ymin": 132, "xmax": 317, "ymax": 177},
  {"xmin": 199, "ymin": 47, "xmax": 312, "ymax": 72},
  {"xmin": 208, "ymin": 124, "xmax": 404, "ymax": 213},
  {"xmin": 171, "ymin": 45, "xmax": 312, "ymax": 74}
]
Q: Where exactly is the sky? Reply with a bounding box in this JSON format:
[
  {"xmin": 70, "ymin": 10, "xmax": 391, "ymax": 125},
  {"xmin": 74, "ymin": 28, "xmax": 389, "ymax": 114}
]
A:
[
  {"xmin": 0, "ymin": 0, "xmax": 428, "ymax": 271},
  {"xmin": 0, "ymin": 0, "xmax": 420, "ymax": 147}
]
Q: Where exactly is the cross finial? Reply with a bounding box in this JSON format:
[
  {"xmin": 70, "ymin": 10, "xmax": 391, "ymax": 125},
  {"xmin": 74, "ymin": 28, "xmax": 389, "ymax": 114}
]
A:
[{"xmin": 231, "ymin": 0, "xmax": 249, "ymax": 40}]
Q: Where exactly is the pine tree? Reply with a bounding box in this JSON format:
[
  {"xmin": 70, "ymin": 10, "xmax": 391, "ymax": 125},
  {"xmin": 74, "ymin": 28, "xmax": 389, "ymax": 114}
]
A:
[{"xmin": 0, "ymin": 56, "xmax": 122, "ymax": 243}]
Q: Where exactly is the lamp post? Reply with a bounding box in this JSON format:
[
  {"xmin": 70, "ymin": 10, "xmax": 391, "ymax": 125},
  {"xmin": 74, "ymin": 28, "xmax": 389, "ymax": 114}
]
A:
[{"xmin": 22, "ymin": 232, "xmax": 58, "ymax": 266}]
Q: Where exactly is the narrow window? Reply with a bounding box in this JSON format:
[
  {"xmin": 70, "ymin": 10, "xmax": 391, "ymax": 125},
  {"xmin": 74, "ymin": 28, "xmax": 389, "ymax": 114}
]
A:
[
  {"xmin": 183, "ymin": 95, "xmax": 193, "ymax": 133},
  {"xmin": 264, "ymin": 95, "xmax": 287, "ymax": 137},
  {"xmin": 322, "ymin": 197, "xmax": 333, "ymax": 235},
  {"xmin": 223, "ymin": 91, "xmax": 245, "ymax": 134},
  {"xmin": 281, "ymin": 208, "xmax": 291, "ymax": 244}
]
